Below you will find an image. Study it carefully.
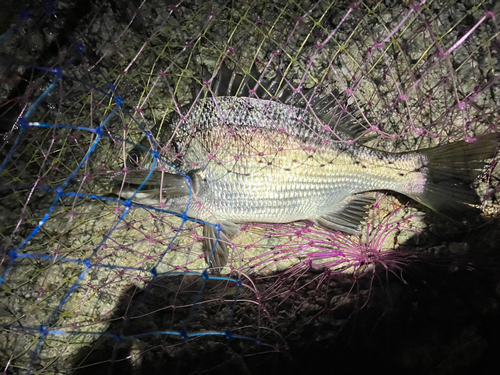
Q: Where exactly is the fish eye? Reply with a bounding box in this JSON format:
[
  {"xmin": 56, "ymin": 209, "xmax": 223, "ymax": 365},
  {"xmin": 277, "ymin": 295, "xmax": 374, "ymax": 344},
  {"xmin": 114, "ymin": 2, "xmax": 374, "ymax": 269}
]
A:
[{"xmin": 127, "ymin": 150, "xmax": 142, "ymax": 169}]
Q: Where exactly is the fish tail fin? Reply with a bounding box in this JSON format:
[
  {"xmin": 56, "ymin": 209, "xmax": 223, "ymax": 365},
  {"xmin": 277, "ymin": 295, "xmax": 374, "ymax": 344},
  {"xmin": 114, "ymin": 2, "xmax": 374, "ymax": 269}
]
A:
[{"xmin": 410, "ymin": 133, "xmax": 500, "ymax": 223}]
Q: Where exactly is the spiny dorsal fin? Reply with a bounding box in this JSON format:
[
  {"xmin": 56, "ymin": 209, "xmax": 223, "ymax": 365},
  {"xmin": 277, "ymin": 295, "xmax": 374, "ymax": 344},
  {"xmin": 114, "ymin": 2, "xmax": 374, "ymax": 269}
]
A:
[{"xmin": 200, "ymin": 62, "xmax": 371, "ymax": 142}]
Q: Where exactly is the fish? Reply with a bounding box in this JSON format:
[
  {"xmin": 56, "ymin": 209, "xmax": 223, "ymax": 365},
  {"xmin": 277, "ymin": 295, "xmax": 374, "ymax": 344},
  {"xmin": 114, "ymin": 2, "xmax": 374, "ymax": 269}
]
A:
[{"xmin": 113, "ymin": 63, "xmax": 500, "ymax": 268}]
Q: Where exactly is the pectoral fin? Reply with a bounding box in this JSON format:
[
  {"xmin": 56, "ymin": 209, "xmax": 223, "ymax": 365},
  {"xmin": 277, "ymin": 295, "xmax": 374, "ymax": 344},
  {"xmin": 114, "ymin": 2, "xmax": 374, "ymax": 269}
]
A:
[
  {"xmin": 318, "ymin": 194, "xmax": 375, "ymax": 234},
  {"xmin": 203, "ymin": 221, "xmax": 239, "ymax": 268}
]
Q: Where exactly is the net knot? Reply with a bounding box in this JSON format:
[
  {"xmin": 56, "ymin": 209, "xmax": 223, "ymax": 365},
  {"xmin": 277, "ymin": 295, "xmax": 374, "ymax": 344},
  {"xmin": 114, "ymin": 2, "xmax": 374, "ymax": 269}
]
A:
[
  {"xmin": 115, "ymin": 96, "xmax": 124, "ymax": 107},
  {"xmin": 180, "ymin": 328, "xmax": 188, "ymax": 340},
  {"xmin": 39, "ymin": 325, "xmax": 48, "ymax": 336},
  {"xmin": 53, "ymin": 67, "xmax": 63, "ymax": 78},
  {"xmin": 18, "ymin": 117, "xmax": 29, "ymax": 129},
  {"xmin": 150, "ymin": 267, "xmax": 158, "ymax": 277}
]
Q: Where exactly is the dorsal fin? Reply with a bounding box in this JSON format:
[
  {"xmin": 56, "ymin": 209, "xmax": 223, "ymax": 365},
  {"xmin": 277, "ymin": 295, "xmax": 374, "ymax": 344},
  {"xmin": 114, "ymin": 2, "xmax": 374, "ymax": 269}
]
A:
[{"xmin": 196, "ymin": 62, "xmax": 370, "ymax": 141}]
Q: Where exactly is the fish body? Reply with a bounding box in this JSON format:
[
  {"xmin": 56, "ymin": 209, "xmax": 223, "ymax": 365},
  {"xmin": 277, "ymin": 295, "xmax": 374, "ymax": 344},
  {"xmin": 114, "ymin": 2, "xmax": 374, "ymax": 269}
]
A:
[
  {"xmin": 115, "ymin": 67, "xmax": 499, "ymax": 268},
  {"xmin": 155, "ymin": 97, "xmax": 425, "ymax": 224}
]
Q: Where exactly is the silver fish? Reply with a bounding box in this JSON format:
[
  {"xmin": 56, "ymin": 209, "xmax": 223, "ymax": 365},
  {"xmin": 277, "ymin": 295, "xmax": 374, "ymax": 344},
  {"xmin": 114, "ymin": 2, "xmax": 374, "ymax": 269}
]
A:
[{"xmin": 113, "ymin": 65, "xmax": 500, "ymax": 268}]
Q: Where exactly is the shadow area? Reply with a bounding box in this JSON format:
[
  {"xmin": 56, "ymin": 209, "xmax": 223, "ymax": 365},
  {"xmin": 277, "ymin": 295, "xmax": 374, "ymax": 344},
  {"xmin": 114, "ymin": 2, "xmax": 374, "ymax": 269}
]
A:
[{"xmin": 71, "ymin": 216, "xmax": 500, "ymax": 375}]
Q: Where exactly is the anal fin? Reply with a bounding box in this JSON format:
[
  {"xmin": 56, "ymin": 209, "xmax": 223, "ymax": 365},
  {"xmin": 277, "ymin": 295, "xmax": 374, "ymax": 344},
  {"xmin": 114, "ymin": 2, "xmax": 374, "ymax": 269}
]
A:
[{"xmin": 317, "ymin": 194, "xmax": 375, "ymax": 234}]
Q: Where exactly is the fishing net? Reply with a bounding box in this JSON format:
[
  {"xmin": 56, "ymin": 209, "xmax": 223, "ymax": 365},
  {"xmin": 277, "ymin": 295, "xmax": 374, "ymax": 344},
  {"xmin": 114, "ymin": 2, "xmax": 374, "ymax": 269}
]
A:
[{"xmin": 1, "ymin": 0, "xmax": 500, "ymax": 373}]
